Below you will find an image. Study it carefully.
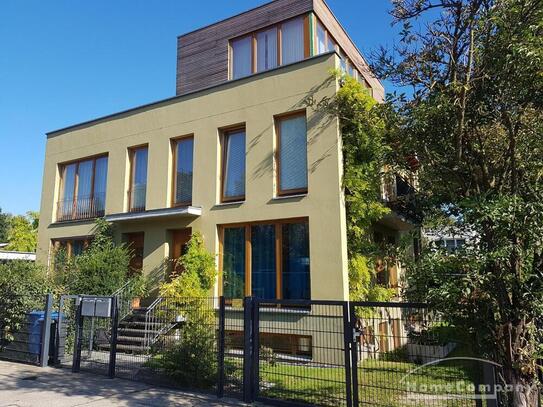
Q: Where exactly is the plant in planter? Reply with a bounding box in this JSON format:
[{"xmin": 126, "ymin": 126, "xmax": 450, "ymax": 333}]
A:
[{"xmin": 130, "ymin": 273, "xmax": 149, "ymax": 309}]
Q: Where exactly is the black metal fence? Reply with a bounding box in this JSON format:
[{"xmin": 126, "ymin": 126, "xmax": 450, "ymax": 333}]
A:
[
  {"xmin": 0, "ymin": 294, "xmax": 54, "ymax": 366},
  {"xmin": 60, "ymin": 296, "xmax": 497, "ymax": 407}
]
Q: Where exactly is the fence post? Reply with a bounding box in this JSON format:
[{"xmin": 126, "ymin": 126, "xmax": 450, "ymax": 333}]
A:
[
  {"xmin": 108, "ymin": 296, "xmax": 119, "ymax": 379},
  {"xmin": 243, "ymin": 296, "xmax": 254, "ymax": 403},
  {"xmin": 342, "ymin": 301, "xmax": 353, "ymax": 407},
  {"xmin": 483, "ymin": 364, "xmax": 498, "ymax": 407},
  {"xmin": 349, "ymin": 303, "xmax": 360, "ymax": 407},
  {"xmin": 72, "ymin": 300, "xmax": 83, "ymax": 373},
  {"xmin": 217, "ymin": 296, "xmax": 226, "ymax": 398},
  {"xmin": 40, "ymin": 294, "xmax": 54, "ymax": 367},
  {"xmin": 251, "ymin": 298, "xmax": 260, "ymax": 401}
]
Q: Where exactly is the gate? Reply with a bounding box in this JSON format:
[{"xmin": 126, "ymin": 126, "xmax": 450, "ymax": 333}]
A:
[{"xmin": 72, "ymin": 295, "xmax": 118, "ymax": 377}]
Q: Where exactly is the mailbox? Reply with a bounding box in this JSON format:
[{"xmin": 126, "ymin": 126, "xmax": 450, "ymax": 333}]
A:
[{"xmin": 80, "ymin": 297, "xmax": 112, "ymax": 318}]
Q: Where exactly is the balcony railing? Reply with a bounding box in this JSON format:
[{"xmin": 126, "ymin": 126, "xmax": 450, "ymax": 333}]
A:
[
  {"xmin": 56, "ymin": 193, "xmax": 106, "ymax": 222},
  {"xmin": 128, "ymin": 185, "xmax": 146, "ymax": 212}
]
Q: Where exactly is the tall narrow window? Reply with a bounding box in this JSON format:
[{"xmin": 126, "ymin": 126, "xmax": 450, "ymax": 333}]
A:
[
  {"xmin": 282, "ymin": 222, "xmax": 310, "ymax": 300},
  {"xmin": 231, "ymin": 35, "xmax": 252, "ymax": 79},
  {"xmin": 251, "ymin": 224, "xmax": 276, "ymax": 299},
  {"xmin": 276, "ymin": 113, "xmax": 308, "ymax": 195},
  {"xmin": 257, "ymin": 27, "xmax": 278, "ymax": 72},
  {"xmin": 221, "ymin": 128, "xmax": 246, "ymax": 202},
  {"xmin": 57, "ymin": 156, "xmax": 108, "ymax": 221},
  {"xmin": 281, "ymin": 17, "xmax": 304, "ymax": 65},
  {"xmin": 222, "ymin": 227, "xmax": 246, "ymax": 299},
  {"xmin": 129, "ymin": 146, "xmax": 148, "ymax": 212},
  {"xmin": 172, "ymin": 137, "xmax": 194, "ymax": 205},
  {"xmin": 316, "ymin": 20, "xmax": 327, "ymax": 55}
]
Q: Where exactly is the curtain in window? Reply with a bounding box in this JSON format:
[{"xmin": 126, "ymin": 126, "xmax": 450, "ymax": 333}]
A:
[
  {"xmin": 281, "ymin": 17, "xmax": 304, "ymax": 65},
  {"xmin": 282, "ymin": 222, "xmax": 310, "ymax": 300},
  {"xmin": 316, "ymin": 21, "xmax": 327, "ymax": 55},
  {"xmin": 257, "ymin": 27, "xmax": 278, "ymax": 72},
  {"xmin": 223, "ymin": 130, "xmax": 246, "ymax": 199},
  {"xmin": 60, "ymin": 163, "xmax": 77, "ymax": 219},
  {"xmin": 76, "ymin": 160, "xmax": 94, "ymax": 216},
  {"xmin": 93, "ymin": 157, "xmax": 108, "ymax": 213},
  {"xmin": 132, "ymin": 148, "xmax": 148, "ymax": 210},
  {"xmin": 232, "ymin": 36, "xmax": 252, "ymax": 79},
  {"xmin": 251, "ymin": 224, "xmax": 276, "ymax": 299},
  {"xmin": 279, "ymin": 115, "xmax": 307, "ymax": 192},
  {"xmin": 175, "ymin": 138, "xmax": 194, "ymax": 204},
  {"xmin": 223, "ymin": 227, "xmax": 246, "ymax": 299}
]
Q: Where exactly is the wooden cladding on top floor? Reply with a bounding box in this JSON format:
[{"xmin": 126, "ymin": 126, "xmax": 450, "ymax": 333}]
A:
[{"xmin": 175, "ymin": 0, "xmax": 384, "ymax": 101}]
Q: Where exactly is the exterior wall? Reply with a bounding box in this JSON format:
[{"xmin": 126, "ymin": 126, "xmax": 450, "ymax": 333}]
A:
[
  {"xmin": 176, "ymin": 0, "xmax": 313, "ymax": 96},
  {"xmin": 37, "ymin": 53, "xmax": 349, "ymax": 300},
  {"xmin": 175, "ymin": 0, "xmax": 384, "ymax": 101}
]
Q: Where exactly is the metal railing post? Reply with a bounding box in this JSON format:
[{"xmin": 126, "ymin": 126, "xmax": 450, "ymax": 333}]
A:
[
  {"xmin": 72, "ymin": 300, "xmax": 83, "ymax": 373},
  {"xmin": 108, "ymin": 296, "xmax": 119, "ymax": 379},
  {"xmin": 242, "ymin": 296, "xmax": 254, "ymax": 403},
  {"xmin": 343, "ymin": 301, "xmax": 353, "ymax": 407},
  {"xmin": 39, "ymin": 294, "xmax": 54, "ymax": 367},
  {"xmin": 251, "ymin": 298, "xmax": 260, "ymax": 401},
  {"xmin": 217, "ymin": 296, "xmax": 226, "ymax": 398},
  {"xmin": 349, "ymin": 302, "xmax": 360, "ymax": 407}
]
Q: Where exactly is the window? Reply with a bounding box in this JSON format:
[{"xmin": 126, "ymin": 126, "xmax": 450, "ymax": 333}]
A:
[
  {"xmin": 124, "ymin": 232, "xmax": 144, "ymax": 274},
  {"xmin": 230, "ymin": 16, "xmax": 309, "ymax": 79},
  {"xmin": 276, "ymin": 112, "xmax": 308, "ymax": 195},
  {"xmin": 281, "ymin": 17, "xmax": 305, "ymax": 65},
  {"xmin": 172, "ymin": 136, "xmax": 194, "ymax": 205},
  {"xmin": 128, "ymin": 146, "xmax": 148, "ymax": 212},
  {"xmin": 316, "ymin": 20, "xmax": 327, "ymax": 55},
  {"xmin": 257, "ymin": 27, "xmax": 278, "ymax": 72},
  {"xmin": 221, "ymin": 128, "xmax": 246, "ymax": 202},
  {"xmin": 52, "ymin": 237, "xmax": 91, "ymax": 258},
  {"xmin": 220, "ymin": 219, "xmax": 310, "ymax": 300},
  {"xmin": 57, "ymin": 155, "xmax": 108, "ymax": 221},
  {"xmin": 231, "ymin": 35, "xmax": 253, "ymax": 79}
]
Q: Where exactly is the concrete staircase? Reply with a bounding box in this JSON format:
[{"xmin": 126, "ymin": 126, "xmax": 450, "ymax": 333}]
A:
[{"xmin": 97, "ymin": 307, "xmax": 161, "ymax": 354}]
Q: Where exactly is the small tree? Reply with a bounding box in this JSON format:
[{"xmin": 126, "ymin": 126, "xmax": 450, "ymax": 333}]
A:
[
  {"xmin": 157, "ymin": 232, "xmax": 218, "ymax": 388},
  {"xmin": 5, "ymin": 211, "xmax": 38, "ymax": 252},
  {"xmin": 0, "ymin": 208, "xmax": 11, "ymax": 243},
  {"xmin": 55, "ymin": 218, "xmax": 132, "ymax": 295}
]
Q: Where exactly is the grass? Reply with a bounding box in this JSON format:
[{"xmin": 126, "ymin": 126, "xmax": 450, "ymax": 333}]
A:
[{"xmin": 258, "ymin": 358, "xmax": 483, "ymax": 407}]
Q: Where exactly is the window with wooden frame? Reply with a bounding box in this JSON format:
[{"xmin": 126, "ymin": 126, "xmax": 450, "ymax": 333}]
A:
[
  {"xmin": 128, "ymin": 145, "xmax": 148, "ymax": 212},
  {"xmin": 52, "ymin": 237, "xmax": 91, "ymax": 258},
  {"xmin": 57, "ymin": 155, "xmax": 108, "ymax": 222},
  {"xmin": 219, "ymin": 218, "xmax": 310, "ymax": 301},
  {"xmin": 275, "ymin": 111, "xmax": 308, "ymax": 196},
  {"xmin": 171, "ymin": 136, "xmax": 194, "ymax": 206},
  {"xmin": 229, "ymin": 15, "xmax": 310, "ymax": 80},
  {"xmin": 220, "ymin": 127, "xmax": 246, "ymax": 203}
]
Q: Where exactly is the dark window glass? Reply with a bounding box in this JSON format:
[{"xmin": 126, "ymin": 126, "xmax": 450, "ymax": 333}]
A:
[
  {"xmin": 93, "ymin": 157, "xmax": 108, "ymax": 213},
  {"xmin": 223, "ymin": 227, "xmax": 246, "ymax": 299},
  {"xmin": 175, "ymin": 138, "xmax": 194, "ymax": 204},
  {"xmin": 251, "ymin": 224, "xmax": 276, "ymax": 299},
  {"xmin": 257, "ymin": 27, "xmax": 278, "ymax": 72},
  {"xmin": 130, "ymin": 148, "xmax": 148, "ymax": 211},
  {"xmin": 232, "ymin": 36, "xmax": 252, "ymax": 79},
  {"xmin": 282, "ymin": 222, "xmax": 310, "ymax": 300},
  {"xmin": 281, "ymin": 17, "xmax": 304, "ymax": 65}
]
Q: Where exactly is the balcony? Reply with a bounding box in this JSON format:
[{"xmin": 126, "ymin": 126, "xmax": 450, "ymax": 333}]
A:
[
  {"xmin": 128, "ymin": 184, "xmax": 146, "ymax": 213},
  {"xmin": 56, "ymin": 193, "xmax": 106, "ymax": 222}
]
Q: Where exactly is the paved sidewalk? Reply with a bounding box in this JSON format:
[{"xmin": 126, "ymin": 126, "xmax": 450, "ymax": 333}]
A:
[{"xmin": 0, "ymin": 360, "xmax": 245, "ymax": 406}]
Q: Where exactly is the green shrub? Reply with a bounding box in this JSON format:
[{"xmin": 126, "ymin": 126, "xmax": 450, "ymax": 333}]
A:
[{"xmin": 0, "ymin": 262, "xmax": 53, "ymax": 346}]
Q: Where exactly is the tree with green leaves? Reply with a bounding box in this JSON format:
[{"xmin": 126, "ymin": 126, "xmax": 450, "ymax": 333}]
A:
[
  {"xmin": 0, "ymin": 208, "xmax": 10, "ymax": 244},
  {"xmin": 5, "ymin": 211, "xmax": 38, "ymax": 252},
  {"xmin": 374, "ymin": 0, "xmax": 543, "ymax": 405},
  {"xmin": 314, "ymin": 74, "xmax": 396, "ymax": 303}
]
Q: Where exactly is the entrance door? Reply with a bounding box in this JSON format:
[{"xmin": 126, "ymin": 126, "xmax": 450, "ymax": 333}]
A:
[{"xmin": 171, "ymin": 228, "xmax": 192, "ymax": 276}]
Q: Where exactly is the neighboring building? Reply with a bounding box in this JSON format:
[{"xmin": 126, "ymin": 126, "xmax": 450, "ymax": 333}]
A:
[
  {"xmin": 36, "ymin": 0, "xmax": 406, "ymax": 307},
  {"xmin": 0, "ymin": 249, "xmax": 36, "ymax": 263}
]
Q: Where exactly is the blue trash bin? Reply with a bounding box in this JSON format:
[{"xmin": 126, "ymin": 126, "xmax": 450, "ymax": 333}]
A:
[{"xmin": 27, "ymin": 311, "xmax": 60, "ymax": 356}]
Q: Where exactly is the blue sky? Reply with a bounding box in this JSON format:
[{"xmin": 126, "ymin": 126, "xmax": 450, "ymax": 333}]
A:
[{"xmin": 0, "ymin": 0, "xmax": 398, "ymax": 215}]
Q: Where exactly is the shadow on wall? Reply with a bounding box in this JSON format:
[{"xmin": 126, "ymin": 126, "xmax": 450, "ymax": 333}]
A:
[{"xmin": 251, "ymin": 76, "xmax": 337, "ymax": 182}]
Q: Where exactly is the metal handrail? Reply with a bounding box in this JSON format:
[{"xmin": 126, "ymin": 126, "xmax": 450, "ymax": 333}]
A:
[
  {"xmin": 113, "ymin": 280, "xmax": 136, "ymax": 322},
  {"xmin": 143, "ymin": 297, "xmax": 177, "ymax": 349}
]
